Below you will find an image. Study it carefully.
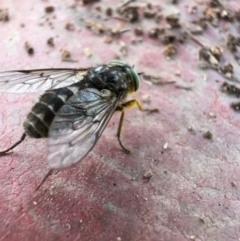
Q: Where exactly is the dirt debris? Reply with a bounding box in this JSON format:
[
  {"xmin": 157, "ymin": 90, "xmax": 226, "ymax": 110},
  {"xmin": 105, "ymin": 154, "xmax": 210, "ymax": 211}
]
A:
[
  {"xmin": 0, "ymin": 9, "xmax": 9, "ymax": 21},
  {"xmin": 203, "ymin": 131, "xmax": 213, "ymax": 140},
  {"xmin": 82, "ymin": 0, "xmax": 100, "ymax": 4},
  {"xmin": 166, "ymin": 13, "xmax": 181, "ymax": 28},
  {"xmin": 164, "ymin": 44, "xmax": 177, "ymax": 57},
  {"xmin": 61, "ymin": 49, "xmax": 71, "ymax": 59},
  {"xmin": 24, "ymin": 41, "xmax": 34, "ymax": 55},
  {"xmin": 117, "ymin": 6, "xmax": 139, "ymax": 23},
  {"xmin": 105, "ymin": 7, "xmax": 113, "ymax": 17},
  {"xmin": 29, "ymin": 0, "xmax": 240, "ymax": 114},
  {"xmin": 143, "ymin": 169, "xmax": 153, "ymax": 179},
  {"xmin": 221, "ymin": 82, "xmax": 240, "ymax": 97},
  {"xmin": 45, "ymin": 6, "xmax": 55, "ymax": 13},
  {"xmin": 47, "ymin": 37, "xmax": 54, "ymax": 47},
  {"xmin": 226, "ymin": 34, "xmax": 240, "ymax": 53},
  {"xmin": 134, "ymin": 26, "xmax": 144, "ymax": 36},
  {"xmin": 84, "ymin": 48, "xmax": 92, "ymax": 57},
  {"xmin": 65, "ymin": 23, "xmax": 75, "ymax": 31},
  {"xmin": 231, "ymin": 102, "xmax": 240, "ymax": 111}
]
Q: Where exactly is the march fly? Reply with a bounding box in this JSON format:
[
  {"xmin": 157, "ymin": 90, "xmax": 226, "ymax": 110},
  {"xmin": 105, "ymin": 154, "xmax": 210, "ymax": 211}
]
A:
[{"xmin": 0, "ymin": 60, "xmax": 143, "ymax": 190}]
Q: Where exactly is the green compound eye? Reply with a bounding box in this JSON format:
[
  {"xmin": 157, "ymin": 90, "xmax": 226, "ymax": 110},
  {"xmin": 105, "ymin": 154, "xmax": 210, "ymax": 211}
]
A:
[
  {"xmin": 130, "ymin": 68, "xmax": 140, "ymax": 91},
  {"xmin": 108, "ymin": 60, "xmax": 140, "ymax": 91}
]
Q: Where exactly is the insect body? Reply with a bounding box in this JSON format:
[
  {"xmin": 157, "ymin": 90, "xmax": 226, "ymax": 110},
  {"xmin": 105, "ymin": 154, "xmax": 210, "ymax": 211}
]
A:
[{"xmin": 0, "ymin": 61, "xmax": 142, "ymax": 188}]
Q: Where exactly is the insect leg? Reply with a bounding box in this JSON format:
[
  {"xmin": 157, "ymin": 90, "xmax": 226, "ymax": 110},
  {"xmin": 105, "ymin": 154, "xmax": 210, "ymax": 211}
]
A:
[
  {"xmin": 116, "ymin": 109, "xmax": 130, "ymax": 154},
  {"xmin": 35, "ymin": 169, "xmax": 54, "ymax": 192},
  {"xmin": 121, "ymin": 99, "xmax": 143, "ymax": 111},
  {"xmin": 116, "ymin": 99, "xmax": 143, "ymax": 154},
  {"xmin": 0, "ymin": 133, "xmax": 27, "ymax": 156}
]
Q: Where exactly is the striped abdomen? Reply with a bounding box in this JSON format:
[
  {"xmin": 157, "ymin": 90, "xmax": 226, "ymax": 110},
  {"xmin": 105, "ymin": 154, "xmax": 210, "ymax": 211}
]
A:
[{"xmin": 23, "ymin": 87, "xmax": 77, "ymax": 138}]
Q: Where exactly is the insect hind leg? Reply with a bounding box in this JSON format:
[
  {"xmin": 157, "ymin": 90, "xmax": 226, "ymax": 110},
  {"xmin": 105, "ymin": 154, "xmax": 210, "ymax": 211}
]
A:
[
  {"xmin": 35, "ymin": 169, "xmax": 54, "ymax": 191},
  {"xmin": 0, "ymin": 133, "xmax": 26, "ymax": 156},
  {"xmin": 116, "ymin": 99, "xmax": 143, "ymax": 154}
]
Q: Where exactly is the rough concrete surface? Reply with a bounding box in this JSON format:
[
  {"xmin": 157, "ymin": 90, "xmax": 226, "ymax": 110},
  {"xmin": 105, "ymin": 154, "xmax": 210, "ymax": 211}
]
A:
[{"xmin": 0, "ymin": 0, "xmax": 240, "ymax": 240}]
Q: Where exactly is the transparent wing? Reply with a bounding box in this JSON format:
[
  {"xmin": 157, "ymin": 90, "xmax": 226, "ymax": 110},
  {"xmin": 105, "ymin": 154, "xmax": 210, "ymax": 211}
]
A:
[
  {"xmin": 47, "ymin": 88, "xmax": 121, "ymax": 169},
  {"xmin": 0, "ymin": 68, "xmax": 88, "ymax": 93}
]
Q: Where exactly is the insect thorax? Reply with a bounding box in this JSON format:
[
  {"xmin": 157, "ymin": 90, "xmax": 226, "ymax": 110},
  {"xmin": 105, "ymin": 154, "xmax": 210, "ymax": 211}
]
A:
[{"xmin": 88, "ymin": 64, "xmax": 135, "ymax": 95}]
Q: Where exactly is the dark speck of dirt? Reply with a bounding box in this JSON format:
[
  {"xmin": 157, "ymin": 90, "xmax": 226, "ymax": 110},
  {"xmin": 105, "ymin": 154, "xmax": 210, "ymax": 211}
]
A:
[
  {"xmin": 166, "ymin": 14, "xmax": 181, "ymax": 28},
  {"xmin": 226, "ymin": 34, "xmax": 240, "ymax": 53},
  {"xmin": 231, "ymin": 102, "xmax": 240, "ymax": 111},
  {"xmin": 105, "ymin": 7, "xmax": 112, "ymax": 17},
  {"xmin": 47, "ymin": 37, "xmax": 54, "ymax": 47},
  {"xmin": 148, "ymin": 28, "xmax": 161, "ymax": 38},
  {"xmin": 134, "ymin": 27, "xmax": 144, "ymax": 36},
  {"xmin": 0, "ymin": 8, "xmax": 9, "ymax": 21},
  {"xmin": 95, "ymin": 6, "xmax": 102, "ymax": 12},
  {"xmin": 209, "ymin": 0, "xmax": 221, "ymax": 8},
  {"xmin": 24, "ymin": 41, "xmax": 34, "ymax": 55},
  {"xmin": 82, "ymin": 0, "xmax": 100, "ymax": 4},
  {"xmin": 117, "ymin": 6, "xmax": 139, "ymax": 23},
  {"xmin": 161, "ymin": 34, "xmax": 176, "ymax": 45},
  {"xmin": 222, "ymin": 63, "xmax": 234, "ymax": 78},
  {"xmin": 203, "ymin": 131, "xmax": 213, "ymax": 140},
  {"xmin": 221, "ymin": 82, "xmax": 240, "ymax": 97},
  {"xmin": 143, "ymin": 4, "xmax": 156, "ymax": 19},
  {"xmin": 143, "ymin": 9, "xmax": 156, "ymax": 18},
  {"xmin": 45, "ymin": 6, "xmax": 55, "ymax": 13},
  {"xmin": 231, "ymin": 181, "xmax": 236, "ymax": 188},
  {"xmin": 65, "ymin": 23, "xmax": 75, "ymax": 31},
  {"xmin": 199, "ymin": 217, "xmax": 205, "ymax": 224}
]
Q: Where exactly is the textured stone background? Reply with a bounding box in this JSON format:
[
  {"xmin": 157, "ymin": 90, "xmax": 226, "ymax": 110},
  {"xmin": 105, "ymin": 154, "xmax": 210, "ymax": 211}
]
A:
[{"xmin": 0, "ymin": 0, "xmax": 240, "ymax": 240}]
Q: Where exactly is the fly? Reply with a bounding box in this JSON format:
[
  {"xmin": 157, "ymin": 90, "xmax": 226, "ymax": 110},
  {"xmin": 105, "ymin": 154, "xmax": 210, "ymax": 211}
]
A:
[{"xmin": 0, "ymin": 60, "xmax": 144, "ymax": 190}]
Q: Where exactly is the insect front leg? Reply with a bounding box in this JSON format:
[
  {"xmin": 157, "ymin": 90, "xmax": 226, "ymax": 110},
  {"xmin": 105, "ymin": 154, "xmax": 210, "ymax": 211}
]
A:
[
  {"xmin": 0, "ymin": 133, "xmax": 26, "ymax": 156},
  {"xmin": 116, "ymin": 99, "xmax": 143, "ymax": 154}
]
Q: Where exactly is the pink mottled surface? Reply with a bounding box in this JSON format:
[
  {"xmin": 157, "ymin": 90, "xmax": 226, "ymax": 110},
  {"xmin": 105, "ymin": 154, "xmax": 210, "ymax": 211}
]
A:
[{"xmin": 1, "ymin": 0, "xmax": 240, "ymax": 241}]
